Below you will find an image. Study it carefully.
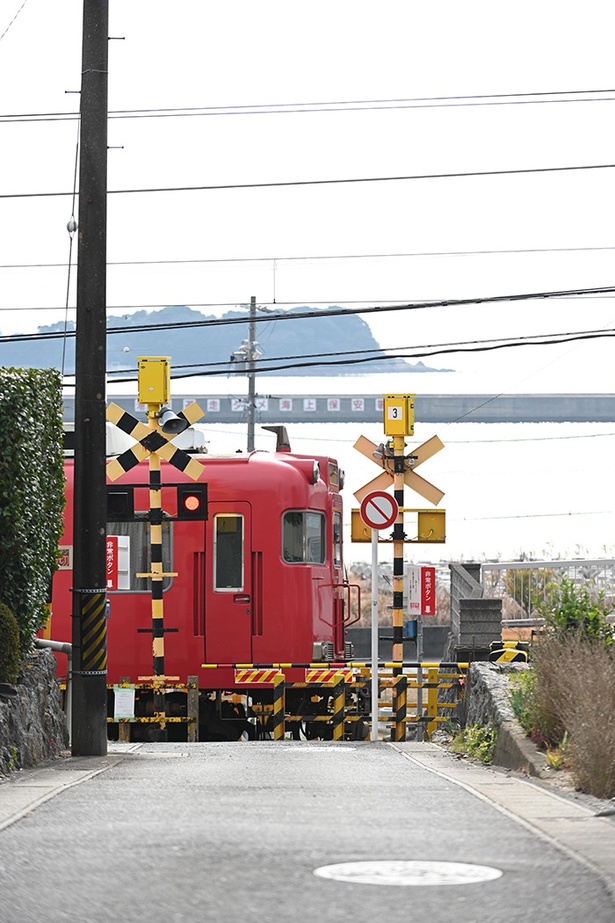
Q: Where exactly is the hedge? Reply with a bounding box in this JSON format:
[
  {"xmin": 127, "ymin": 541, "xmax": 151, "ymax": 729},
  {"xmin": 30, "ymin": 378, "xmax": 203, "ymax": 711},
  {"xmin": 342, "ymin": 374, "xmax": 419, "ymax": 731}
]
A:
[{"xmin": 0, "ymin": 368, "xmax": 65, "ymax": 654}]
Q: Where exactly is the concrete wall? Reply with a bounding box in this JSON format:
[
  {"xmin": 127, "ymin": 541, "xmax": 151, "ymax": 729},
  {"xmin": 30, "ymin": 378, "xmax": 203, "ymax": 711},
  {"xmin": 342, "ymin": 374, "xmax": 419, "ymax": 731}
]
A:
[
  {"xmin": 0, "ymin": 650, "xmax": 69, "ymax": 776},
  {"xmin": 448, "ymin": 562, "xmax": 502, "ymax": 659}
]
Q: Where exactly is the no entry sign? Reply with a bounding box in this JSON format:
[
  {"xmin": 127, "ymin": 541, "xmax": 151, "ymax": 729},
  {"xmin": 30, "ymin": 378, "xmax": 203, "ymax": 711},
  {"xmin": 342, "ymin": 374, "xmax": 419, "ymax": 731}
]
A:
[{"xmin": 359, "ymin": 490, "xmax": 399, "ymax": 530}]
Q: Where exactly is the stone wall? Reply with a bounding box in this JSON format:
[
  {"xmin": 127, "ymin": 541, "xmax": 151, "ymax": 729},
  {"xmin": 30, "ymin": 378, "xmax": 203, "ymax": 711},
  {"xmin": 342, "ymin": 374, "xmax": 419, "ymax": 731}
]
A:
[
  {"xmin": 465, "ymin": 661, "xmax": 547, "ymax": 776},
  {"xmin": 0, "ymin": 649, "xmax": 69, "ymax": 776}
]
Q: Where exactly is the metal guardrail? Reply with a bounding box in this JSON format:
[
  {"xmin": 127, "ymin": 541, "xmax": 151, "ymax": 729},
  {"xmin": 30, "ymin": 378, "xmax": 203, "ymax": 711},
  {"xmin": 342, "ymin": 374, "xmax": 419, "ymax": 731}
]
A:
[{"xmin": 482, "ymin": 558, "xmax": 615, "ymax": 620}]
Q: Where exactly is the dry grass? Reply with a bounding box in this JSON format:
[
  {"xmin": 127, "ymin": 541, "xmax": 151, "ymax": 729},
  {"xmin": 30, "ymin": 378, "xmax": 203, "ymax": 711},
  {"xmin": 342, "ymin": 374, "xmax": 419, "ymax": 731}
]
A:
[{"xmin": 532, "ymin": 634, "xmax": 615, "ymax": 799}]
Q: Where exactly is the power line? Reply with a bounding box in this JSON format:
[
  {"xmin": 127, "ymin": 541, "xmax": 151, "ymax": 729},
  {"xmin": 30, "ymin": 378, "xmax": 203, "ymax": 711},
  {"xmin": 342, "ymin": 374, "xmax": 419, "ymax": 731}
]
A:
[
  {"xmin": 98, "ymin": 328, "xmax": 615, "ymax": 384},
  {"xmin": 3, "ymin": 243, "xmax": 615, "ymax": 272},
  {"xmin": 3, "ymin": 161, "xmax": 615, "ymax": 200},
  {"xmin": 102, "ymin": 326, "xmax": 615, "ymax": 376},
  {"xmin": 2, "ymin": 284, "xmax": 615, "ymax": 344},
  {"xmin": 2, "ymin": 291, "xmax": 614, "ymax": 316},
  {"xmin": 2, "ymin": 86, "xmax": 615, "ymax": 123},
  {"xmin": 0, "ymin": 0, "xmax": 29, "ymax": 43}
]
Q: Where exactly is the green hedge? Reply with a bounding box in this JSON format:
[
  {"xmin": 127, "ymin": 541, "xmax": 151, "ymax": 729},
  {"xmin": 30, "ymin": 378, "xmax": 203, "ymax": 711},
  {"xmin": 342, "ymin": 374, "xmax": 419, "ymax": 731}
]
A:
[{"xmin": 0, "ymin": 368, "xmax": 65, "ymax": 654}]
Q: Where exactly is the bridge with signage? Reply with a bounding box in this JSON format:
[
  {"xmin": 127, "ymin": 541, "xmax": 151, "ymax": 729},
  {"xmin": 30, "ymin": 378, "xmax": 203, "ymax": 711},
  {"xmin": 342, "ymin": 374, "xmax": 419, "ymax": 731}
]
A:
[{"xmin": 63, "ymin": 393, "xmax": 615, "ymax": 425}]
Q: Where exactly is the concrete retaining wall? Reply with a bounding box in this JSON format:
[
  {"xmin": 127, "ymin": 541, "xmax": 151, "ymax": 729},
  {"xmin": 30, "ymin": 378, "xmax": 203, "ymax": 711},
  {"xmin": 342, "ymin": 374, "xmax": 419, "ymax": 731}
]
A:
[
  {"xmin": 0, "ymin": 650, "xmax": 69, "ymax": 777},
  {"xmin": 465, "ymin": 661, "xmax": 547, "ymax": 776}
]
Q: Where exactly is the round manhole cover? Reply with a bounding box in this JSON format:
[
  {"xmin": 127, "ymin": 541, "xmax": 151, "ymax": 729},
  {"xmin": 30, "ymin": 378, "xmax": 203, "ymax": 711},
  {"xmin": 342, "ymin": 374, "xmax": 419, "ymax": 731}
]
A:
[{"xmin": 313, "ymin": 860, "xmax": 503, "ymax": 887}]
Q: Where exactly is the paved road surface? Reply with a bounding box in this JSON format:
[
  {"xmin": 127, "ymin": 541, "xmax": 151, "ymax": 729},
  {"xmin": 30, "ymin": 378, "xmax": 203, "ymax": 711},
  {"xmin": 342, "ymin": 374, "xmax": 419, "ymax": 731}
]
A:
[{"xmin": 1, "ymin": 741, "xmax": 614, "ymax": 923}]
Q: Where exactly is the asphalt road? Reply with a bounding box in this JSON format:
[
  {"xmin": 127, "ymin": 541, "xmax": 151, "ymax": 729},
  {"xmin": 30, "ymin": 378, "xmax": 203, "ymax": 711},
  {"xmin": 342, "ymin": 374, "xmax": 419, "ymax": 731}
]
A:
[{"xmin": 1, "ymin": 741, "xmax": 614, "ymax": 923}]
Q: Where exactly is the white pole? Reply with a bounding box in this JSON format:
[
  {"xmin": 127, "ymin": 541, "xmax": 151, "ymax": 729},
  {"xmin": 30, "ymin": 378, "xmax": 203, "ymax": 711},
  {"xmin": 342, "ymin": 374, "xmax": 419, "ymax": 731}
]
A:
[
  {"xmin": 416, "ymin": 612, "xmax": 424, "ymax": 742},
  {"xmin": 370, "ymin": 529, "xmax": 379, "ymax": 741}
]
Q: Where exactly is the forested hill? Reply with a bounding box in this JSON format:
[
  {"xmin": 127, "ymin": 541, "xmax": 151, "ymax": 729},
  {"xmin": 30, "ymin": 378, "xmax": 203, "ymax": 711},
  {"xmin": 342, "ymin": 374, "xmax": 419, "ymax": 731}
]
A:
[{"xmin": 0, "ymin": 305, "xmax": 448, "ymax": 376}]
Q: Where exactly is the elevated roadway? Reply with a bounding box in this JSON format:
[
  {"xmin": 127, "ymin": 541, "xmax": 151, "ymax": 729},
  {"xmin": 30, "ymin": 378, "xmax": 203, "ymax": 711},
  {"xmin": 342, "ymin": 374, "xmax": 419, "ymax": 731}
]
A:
[
  {"xmin": 65, "ymin": 393, "xmax": 615, "ymax": 424},
  {"xmin": 1, "ymin": 740, "xmax": 614, "ymax": 922}
]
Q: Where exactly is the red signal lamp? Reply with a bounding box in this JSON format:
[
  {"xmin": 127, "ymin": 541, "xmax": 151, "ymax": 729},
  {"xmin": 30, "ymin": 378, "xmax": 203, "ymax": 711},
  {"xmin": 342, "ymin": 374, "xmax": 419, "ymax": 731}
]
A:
[{"xmin": 176, "ymin": 483, "xmax": 208, "ymax": 520}]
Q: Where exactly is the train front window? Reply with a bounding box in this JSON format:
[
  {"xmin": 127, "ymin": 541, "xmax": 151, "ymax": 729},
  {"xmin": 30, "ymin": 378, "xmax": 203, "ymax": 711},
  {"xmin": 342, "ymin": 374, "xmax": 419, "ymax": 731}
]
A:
[
  {"xmin": 283, "ymin": 511, "xmax": 325, "ymax": 564},
  {"xmin": 333, "ymin": 511, "xmax": 342, "ymax": 567},
  {"xmin": 214, "ymin": 514, "xmax": 244, "ymax": 591}
]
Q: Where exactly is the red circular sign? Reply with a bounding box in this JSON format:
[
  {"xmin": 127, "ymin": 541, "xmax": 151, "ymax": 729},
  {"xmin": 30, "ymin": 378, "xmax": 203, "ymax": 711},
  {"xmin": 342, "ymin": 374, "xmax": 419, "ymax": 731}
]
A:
[{"xmin": 359, "ymin": 491, "xmax": 399, "ymax": 530}]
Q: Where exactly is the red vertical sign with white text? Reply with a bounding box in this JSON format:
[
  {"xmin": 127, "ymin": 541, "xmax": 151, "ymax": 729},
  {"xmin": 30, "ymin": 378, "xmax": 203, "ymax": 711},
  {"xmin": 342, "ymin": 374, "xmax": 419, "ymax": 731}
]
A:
[
  {"xmin": 421, "ymin": 566, "xmax": 436, "ymax": 616},
  {"xmin": 106, "ymin": 536, "xmax": 118, "ymax": 590}
]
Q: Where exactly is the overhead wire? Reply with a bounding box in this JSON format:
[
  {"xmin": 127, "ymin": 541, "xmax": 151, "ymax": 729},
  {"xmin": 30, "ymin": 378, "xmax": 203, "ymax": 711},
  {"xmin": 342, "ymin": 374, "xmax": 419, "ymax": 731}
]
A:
[
  {"xmin": 61, "ymin": 120, "xmax": 80, "ymax": 376},
  {"xmin": 0, "ymin": 0, "xmax": 29, "ymax": 44},
  {"xmin": 3, "ymin": 243, "xmax": 615, "ymax": 272},
  {"xmin": 4, "ymin": 160, "xmax": 615, "ymax": 200},
  {"xmin": 3, "ymin": 283, "xmax": 615, "ymax": 344},
  {"xmin": 2, "ymin": 86, "xmax": 615, "ymax": 123},
  {"xmin": 99, "ymin": 327, "xmax": 615, "ymax": 383}
]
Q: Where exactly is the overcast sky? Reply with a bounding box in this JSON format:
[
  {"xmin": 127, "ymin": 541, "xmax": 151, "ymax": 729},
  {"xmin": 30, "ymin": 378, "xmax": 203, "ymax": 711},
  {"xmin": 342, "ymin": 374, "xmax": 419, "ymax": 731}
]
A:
[{"xmin": 1, "ymin": 1, "xmax": 615, "ymax": 392}]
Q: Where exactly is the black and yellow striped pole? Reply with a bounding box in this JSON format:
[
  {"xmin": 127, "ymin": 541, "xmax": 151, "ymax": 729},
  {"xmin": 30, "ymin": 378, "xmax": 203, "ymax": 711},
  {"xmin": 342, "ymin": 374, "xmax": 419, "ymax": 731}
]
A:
[
  {"xmin": 137, "ymin": 358, "xmax": 184, "ymax": 728},
  {"xmin": 139, "ymin": 417, "xmax": 171, "ymax": 713},
  {"xmin": 106, "ymin": 357, "xmax": 206, "ymax": 734},
  {"xmin": 331, "ymin": 674, "xmax": 346, "ymax": 741},
  {"xmin": 383, "ymin": 395, "xmax": 414, "ymax": 742},
  {"xmin": 272, "ymin": 672, "xmax": 286, "ymax": 740}
]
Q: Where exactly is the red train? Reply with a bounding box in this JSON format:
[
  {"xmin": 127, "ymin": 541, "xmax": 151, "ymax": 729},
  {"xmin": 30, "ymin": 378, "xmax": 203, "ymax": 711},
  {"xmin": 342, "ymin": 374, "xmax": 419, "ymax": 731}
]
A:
[{"xmin": 51, "ymin": 425, "xmax": 363, "ymax": 740}]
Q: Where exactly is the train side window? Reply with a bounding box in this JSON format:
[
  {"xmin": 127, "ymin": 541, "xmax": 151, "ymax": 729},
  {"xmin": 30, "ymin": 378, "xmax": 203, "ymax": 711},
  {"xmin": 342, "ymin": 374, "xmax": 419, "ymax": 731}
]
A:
[
  {"xmin": 333, "ymin": 512, "xmax": 342, "ymax": 567},
  {"xmin": 283, "ymin": 511, "xmax": 325, "ymax": 564},
  {"xmin": 214, "ymin": 514, "xmax": 244, "ymax": 591},
  {"xmin": 106, "ymin": 521, "xmax": 173, "ymax": 592}
]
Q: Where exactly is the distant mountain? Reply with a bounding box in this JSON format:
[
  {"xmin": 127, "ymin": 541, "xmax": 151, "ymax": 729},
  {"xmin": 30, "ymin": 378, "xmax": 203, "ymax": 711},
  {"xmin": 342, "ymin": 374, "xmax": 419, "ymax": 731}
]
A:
[{"xmin": 0, "ymin": 305, "xmax": 451, "ymax": 376}]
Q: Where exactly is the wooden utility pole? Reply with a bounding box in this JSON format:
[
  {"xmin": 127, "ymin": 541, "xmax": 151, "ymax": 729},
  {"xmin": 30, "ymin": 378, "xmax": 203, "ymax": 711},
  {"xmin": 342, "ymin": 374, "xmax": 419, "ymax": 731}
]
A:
[{"xmin": 71, "ymin": 0, "xmax": 109, "ymax": 756}]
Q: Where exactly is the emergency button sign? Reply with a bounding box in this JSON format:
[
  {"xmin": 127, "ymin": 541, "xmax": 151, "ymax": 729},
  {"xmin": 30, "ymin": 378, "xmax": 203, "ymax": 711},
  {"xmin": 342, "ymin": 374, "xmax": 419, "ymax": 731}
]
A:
[
  {"xmin": 359, "ymin": 490, "xmax": 399, "ymax": 530},
  {"xmin": 407, "ymin": 565, "xmax": 437, "ymax": 616}
]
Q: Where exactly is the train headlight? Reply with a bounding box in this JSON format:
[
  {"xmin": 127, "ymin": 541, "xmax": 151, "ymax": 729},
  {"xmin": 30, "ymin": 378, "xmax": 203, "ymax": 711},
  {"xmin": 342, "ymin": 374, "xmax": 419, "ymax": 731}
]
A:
[{"xmin": 287, "ymin": 459, "xmax": 321, "ymax": 484}]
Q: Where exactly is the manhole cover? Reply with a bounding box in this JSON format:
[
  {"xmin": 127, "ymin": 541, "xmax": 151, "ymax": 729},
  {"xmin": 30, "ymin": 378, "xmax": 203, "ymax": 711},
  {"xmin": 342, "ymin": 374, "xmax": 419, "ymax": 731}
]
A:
[{"xmin": 313, "ymin": 860, "xmax": 503, "ymax": 887}]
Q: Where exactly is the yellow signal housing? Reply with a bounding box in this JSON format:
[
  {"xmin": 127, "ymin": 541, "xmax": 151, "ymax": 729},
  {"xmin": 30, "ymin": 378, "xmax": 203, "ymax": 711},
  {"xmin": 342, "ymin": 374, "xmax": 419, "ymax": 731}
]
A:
[
  {"xmin": 351, "ymin": 509, "xmax": 373, "ymax": 542},
  {"xmin": 137, "ymin": 356, "xmax": 171, "ymax": 405},
  {"xmin": 383, "ymin": 394, "xmax": 414, "ymax": 436},
  {"xmin": 351, "ymin": 508, "xmax": 446, "ymax": 543},
  {"xmin": 416, "ymin": 509, "xmax": 446, "ymax": 543}
]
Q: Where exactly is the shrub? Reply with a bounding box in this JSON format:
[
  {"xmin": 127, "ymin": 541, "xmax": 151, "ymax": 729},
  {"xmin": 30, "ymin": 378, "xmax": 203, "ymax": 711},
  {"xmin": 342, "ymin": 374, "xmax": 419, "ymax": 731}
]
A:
[
  {"xmin": 0, "ymin": 368, "xmax": 65, "ymax": 653},
  {"xmin": 452, "ymin": 724, "xmax": 497, "ymax": 764},
  {"xmin": 0, "ymin": 601, "xmax": 21, "ymax": 683},
  {"xmin": 537, "ymin": 577, "xmax": 612, "ymax": 645},
  {"xmin": 548, "ymin": 637, "xmax": 615, "ymax": 799},
  {"xmin": 515, "ymin": 633, "xmax": 615, "ymax": 798}
]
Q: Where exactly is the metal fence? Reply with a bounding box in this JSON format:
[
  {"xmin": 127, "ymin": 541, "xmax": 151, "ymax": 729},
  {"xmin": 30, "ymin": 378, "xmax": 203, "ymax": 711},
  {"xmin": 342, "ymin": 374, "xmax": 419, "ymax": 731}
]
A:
[{"xmin": 481, "ymin": 559, "xmax": 615, "ymax": 621}]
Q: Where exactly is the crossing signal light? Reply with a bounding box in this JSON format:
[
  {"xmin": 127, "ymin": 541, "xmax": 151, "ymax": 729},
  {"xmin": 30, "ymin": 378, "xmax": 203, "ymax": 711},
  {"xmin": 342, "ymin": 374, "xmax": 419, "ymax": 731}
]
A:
[
  {"xmin": 177, "ymin": 483, "xmax": 208, "ymax": 520},
  {"xmin": 107, "ymin": 486, "xmax": 134, "ymax": 521}
]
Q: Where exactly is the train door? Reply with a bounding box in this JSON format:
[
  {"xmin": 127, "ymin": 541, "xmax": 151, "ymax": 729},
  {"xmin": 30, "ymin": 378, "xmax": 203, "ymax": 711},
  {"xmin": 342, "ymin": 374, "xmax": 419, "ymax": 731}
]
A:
[{"xmin": 204, "ymin": 501, "xmax": 253, "ymax": 663}]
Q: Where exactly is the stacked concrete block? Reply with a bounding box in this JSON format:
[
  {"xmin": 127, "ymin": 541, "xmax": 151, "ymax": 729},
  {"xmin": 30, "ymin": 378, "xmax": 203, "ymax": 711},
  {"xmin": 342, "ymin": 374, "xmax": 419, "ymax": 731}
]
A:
[{"xmin": 449, "ymin": 562, "xmax": 502, "ymax": 660}]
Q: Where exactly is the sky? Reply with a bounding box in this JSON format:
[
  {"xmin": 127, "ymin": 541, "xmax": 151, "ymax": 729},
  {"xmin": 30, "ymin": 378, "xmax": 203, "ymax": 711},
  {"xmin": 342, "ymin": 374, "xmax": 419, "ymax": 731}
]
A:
[
  {"xmin": 3, "ymin": 2, "xmax": 615, "ymax": 565},
  {"xmin": 1, "ymin": 0, "xmax": 615, "ymax": 386}
]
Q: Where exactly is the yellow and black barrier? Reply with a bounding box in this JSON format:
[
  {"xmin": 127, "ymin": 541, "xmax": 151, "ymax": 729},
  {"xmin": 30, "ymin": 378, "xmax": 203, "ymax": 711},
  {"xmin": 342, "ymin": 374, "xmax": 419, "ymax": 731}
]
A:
[
  {"xmin": 203, "ymin": 661, "xmax": 468, "ymax": 741},
  {"xmin": 488, "ymin": 640, "xmax": 529, "ymax": 664},
  {"xmin": 108, "ymin": 675, "xmax": 199, "ymax": 742},
  {"xmin": 393, "ymin": 675, "xmax": 407, "ymax": 742},
  {"xmin": 234, "ymin": 667, "xmax": 347, "ymax": 740},
  {"xmin": 272, "ymin": 673, "xmax": 285, "ymax": 740},
  {"xmin": 277, "ymin": 673, "xmax": 347, "ymax": 740}
]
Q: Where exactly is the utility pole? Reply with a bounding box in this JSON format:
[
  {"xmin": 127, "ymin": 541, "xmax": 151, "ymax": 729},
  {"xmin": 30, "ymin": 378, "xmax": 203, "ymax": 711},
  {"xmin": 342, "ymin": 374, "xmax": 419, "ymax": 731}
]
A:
[{"xmin": 71, "ymin": 0, "xmax": 109, "ymax": 756}]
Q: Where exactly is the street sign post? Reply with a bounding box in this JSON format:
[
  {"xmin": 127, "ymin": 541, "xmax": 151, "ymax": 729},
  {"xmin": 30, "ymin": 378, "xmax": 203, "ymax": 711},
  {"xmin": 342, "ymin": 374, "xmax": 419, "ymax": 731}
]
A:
[
  {"xmin": 360, "ymin": 490, "xmax": 399, "ymax": 531},
  {"xmin": 359, "ymin": 490, "xmax": 400, "ymax": 741}
]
